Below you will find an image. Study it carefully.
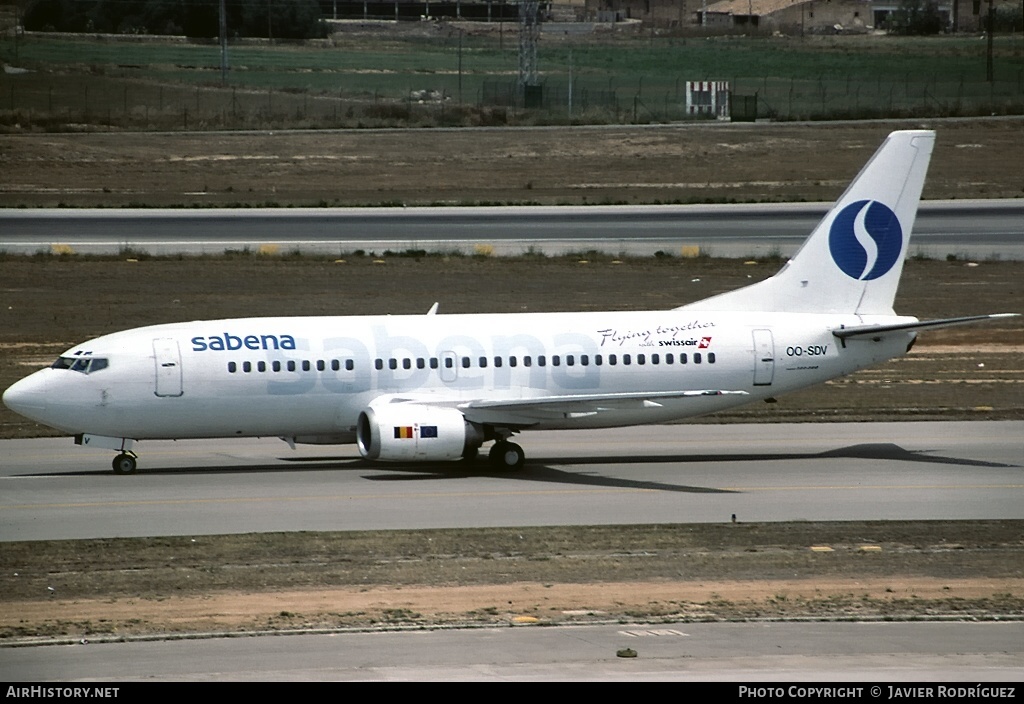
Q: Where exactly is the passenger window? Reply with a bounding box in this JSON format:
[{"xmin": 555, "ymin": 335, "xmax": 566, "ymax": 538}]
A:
[
  {"xmin": 623, "ymin": 354, "xmax": 631, "ymax": 365},
  {"xmin": 288, "ymin": 360, "xmax": 297, "ymax": 372},
  {"xmin": 331, "ymin": 359, "xmax": 340, "ymax": 371},
  {"xmin": 509, "ymin": 357, "xmax": 517, "ymax": 368},
  {"xmin": 389, "ymin": 359, "xmax": 397, "ymax": 370},
  {"xmin": 462, "ymin": 357, "xmax": 470, "ymax": 368},
  {"xmin": 375, "ymin": 359, "xmax": 383, "ymax": 370},
  {"xmin": 316, "ymin": 360, "xmax": 325, "ymax": 372},
  {"xmin": 346, "ymin": 359, "xmax": 354, "ymax": 371},
  {"xmin": 680, "ymin": 354, "xmax": 688, "ymax": 364},
  {"xmin": 538, "ymin": 356, "xmax": 546, "ymax": 367},
  {"xmin": 524, "ymin": 356, "xmax": 532, "ymax": 367},
  {"xmin": 302, "ymin": 360, "xmax": 311, "ymax": 372},
  {"xmin": 581, "ymin": 355, "xmax": 589, "ymax": 366},
  {"xmin": 273, "ymin": 361, "xmax": 282, "ymax": 372},
  {"xmin": 694, "ymin": 353, "xmax": 702, "ymax": 364},
  {"xmin": 637, "ymin": 354, "xmax": 646, "ymax": 365},
  {"xmin": 595, "ymin": 355, "xmax": 602, "ymax": 366},
  {"xmin": 666, "ymin": 353, "xmax": 674, "ymax": 364},
  {"xmin": 566, "ymin": 355, "xmax": 574, "ymax": 366},
  {"xmin": 552, "ymin": 355, "xmax": 560, "ymax": 367},
  {"xmin": 494, "ymin": 357, "xmax": 503, "ymax": 368},
  {"xmin": 403, "ymin": 358, "xmax": 411, "ymax": 370},
  {"xmin": 416, "ymin": 358, "xmax": 425, "ymax": 369},
  {"xmin": 228, "ymin": 362, "xmax": 237, "ymax": 373},
  {"xmin": 708, "ymin": 353, "xmax": 716, "ymax": 363},
  {"xmin": 652, "ymin": 354, "xmax": 659, "ymax": 365},
  {"xmin": 243, "ymin": 361, "xmax": 252, "ymax": 373},
  {"xmin": 479, "ymin": 357, "xmax": 488, "ymax": 368},
  {"xmin": 258, "ymin": 361, "xmax": 267, "ymax": 372}
]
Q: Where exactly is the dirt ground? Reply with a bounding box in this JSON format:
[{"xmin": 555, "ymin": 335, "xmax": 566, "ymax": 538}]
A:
[
  {"xmin": 1, "ymin": 119, "xmax": 1022, "ymax": 208},
  {"xmin": 8, "ymin": 578, "xmax": 1023, "ymax": 640},
  {"xmin": 3, "ymin": 522, "xmax": 1022, "ymax": 640}
]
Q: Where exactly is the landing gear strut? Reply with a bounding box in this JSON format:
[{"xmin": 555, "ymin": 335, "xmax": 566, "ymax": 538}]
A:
[
  {"xmin": 488, "ymin": 440, "xmax": 525, "ymax": 471},
  {"xmin": 112, "ymin": 452, "xmax": 138, "ymax": 475}
]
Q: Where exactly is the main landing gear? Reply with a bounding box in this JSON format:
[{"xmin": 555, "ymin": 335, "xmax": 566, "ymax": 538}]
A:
[
  {"xmin": 112, "ymin": 452, "xmax": 138, "ymax": 475},
  {"xmin": 488, "ymin": 440, "xmax": 525, "ymax": 471}
]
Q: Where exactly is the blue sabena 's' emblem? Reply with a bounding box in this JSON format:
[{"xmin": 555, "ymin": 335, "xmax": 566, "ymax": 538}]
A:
[{"xmin": 828, "ymin": 200, "xmax": 902, "ymax": 281}]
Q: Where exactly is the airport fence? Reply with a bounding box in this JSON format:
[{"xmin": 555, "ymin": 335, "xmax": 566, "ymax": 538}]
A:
[{"xmin": 3, "ymin": 70, "xmax": 1022, "ymax": 130}]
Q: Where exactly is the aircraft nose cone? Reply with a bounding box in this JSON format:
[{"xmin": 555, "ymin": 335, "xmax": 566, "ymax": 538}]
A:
[{"xmin": 3, "ymin": 374, "xmax": 48, "ymax": 417}]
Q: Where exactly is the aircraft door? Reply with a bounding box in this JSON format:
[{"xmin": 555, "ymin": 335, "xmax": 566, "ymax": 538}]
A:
[
  {"xmin": 153, "ymin": 338, "xmax": 184, "ymax": 397},
  {"xmin": 752, "ymin": 329, "xmax": 775, "ymax": 386}
]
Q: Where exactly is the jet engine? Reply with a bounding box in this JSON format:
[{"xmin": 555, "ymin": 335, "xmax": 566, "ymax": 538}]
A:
[{"xmin": 356, "ymin": 403, "xmax": 482, "ymax": 461}]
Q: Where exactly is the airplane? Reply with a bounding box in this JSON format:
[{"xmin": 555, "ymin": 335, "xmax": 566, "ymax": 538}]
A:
[{"xmin": 3, "ymin": 130, "xmax": 1018, "ymax": 475}]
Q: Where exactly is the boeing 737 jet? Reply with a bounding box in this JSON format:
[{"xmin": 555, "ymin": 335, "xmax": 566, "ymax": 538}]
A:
[{"xmin": 3, "ymin": 130, "xmax": 1017, "ymax": 474}]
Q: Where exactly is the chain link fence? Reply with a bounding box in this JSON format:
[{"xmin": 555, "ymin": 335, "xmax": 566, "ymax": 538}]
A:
[{"xmin": 2, "ymin": 55, "xmax": 1022, "ymax": 129}]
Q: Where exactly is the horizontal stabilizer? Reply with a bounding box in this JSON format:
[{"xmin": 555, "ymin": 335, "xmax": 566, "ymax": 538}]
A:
[{"xmin": 833, "ymin": 313, "xmax": 1020, "ymax": 340}]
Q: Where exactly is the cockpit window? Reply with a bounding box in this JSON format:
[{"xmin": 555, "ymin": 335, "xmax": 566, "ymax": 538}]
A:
[{"xmin": 51, "ymin": 356, "xmax": 108, "ymax": 374}]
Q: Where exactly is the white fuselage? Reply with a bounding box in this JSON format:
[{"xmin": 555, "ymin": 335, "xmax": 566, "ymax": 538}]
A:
[{"xmin": 7, "ymin": 309, "xmax": 914, "ymax": 442}]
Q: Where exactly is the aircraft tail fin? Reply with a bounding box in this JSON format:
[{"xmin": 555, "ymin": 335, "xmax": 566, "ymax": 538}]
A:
[{"xmin": 678, "ymin": 130, "xmax": 935, "ymax": 315}]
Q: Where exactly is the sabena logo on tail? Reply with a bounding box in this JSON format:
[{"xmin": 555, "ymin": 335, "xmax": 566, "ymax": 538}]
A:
[{"xmin": 828, "ymin": 199, "xmax": 903, "ymax": 281}]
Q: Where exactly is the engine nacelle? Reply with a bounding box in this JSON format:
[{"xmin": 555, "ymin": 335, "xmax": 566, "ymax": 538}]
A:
[{"xmin": 357, "ymin": 403, "xmax": 481, "ymax": 461}]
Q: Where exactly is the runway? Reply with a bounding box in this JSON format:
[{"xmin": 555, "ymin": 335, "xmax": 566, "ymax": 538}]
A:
[
  {"xmin": 2, "ymin": 421, "xmax": 1021, "ymax": 542},
  {"xmin": 2, "ymin": 200, "xmax": 1023, "ymax": 259},
  {"xmin": 2, "ymin": 622, "xmax": 1021, "ymax": 681}
]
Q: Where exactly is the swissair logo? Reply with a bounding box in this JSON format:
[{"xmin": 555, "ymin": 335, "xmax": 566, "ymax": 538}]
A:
[{"xmin": 698, "ymin": 337, "xmax": 712, "ymax": 349}]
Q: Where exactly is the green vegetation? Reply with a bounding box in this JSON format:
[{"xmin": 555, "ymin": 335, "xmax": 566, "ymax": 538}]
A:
[{"xmin": 1, "ymin": 29, "xmax": 1022, "ymax": 129}]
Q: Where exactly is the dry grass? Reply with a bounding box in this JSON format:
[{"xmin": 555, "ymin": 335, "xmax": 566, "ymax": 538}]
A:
[
  {"xmin": 3, "ymin": 521, "xmax": 1022, "ymax": 639},
  {"xmin": 1, "ymin": 120, "xmax": 1022, "ymax": 208},
  {"xmin": 2, "ymin": 255, "xmax": 1021, "ymax": 438}
]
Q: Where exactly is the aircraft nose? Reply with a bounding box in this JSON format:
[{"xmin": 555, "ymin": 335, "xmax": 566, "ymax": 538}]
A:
[{"xmin": 3, "ymin": 373, "xmax": 48, "ymax": 417}]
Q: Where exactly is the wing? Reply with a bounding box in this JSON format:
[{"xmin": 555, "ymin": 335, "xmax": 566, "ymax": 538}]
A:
[
  {"xmin": 460, "ymin": 389, "xmax": 749, "ymax": 426},
  {"xmin": 373, "ymin": 389, "xmax": 748, "ymax": 427}
]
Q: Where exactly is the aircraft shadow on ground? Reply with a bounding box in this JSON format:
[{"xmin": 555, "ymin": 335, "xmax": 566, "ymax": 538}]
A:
[
  {"xmin": 356, "ymin": 443, "xmax": 1019, "ymax": 493},
  {"xmin": 26, "ymin": 443, "xmax": 1017, "ymax": 491}
]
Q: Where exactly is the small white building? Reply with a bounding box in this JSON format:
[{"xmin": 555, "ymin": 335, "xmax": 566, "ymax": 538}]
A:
[{"xmin": 685, "ymin": 80, "xmax": 730, "ymax": 118}]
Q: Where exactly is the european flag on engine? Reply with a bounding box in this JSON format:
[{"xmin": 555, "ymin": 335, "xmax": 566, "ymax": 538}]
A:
[{"xmin": 421, "ymin": 425, "xmax": 438, "ymax": 438}]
